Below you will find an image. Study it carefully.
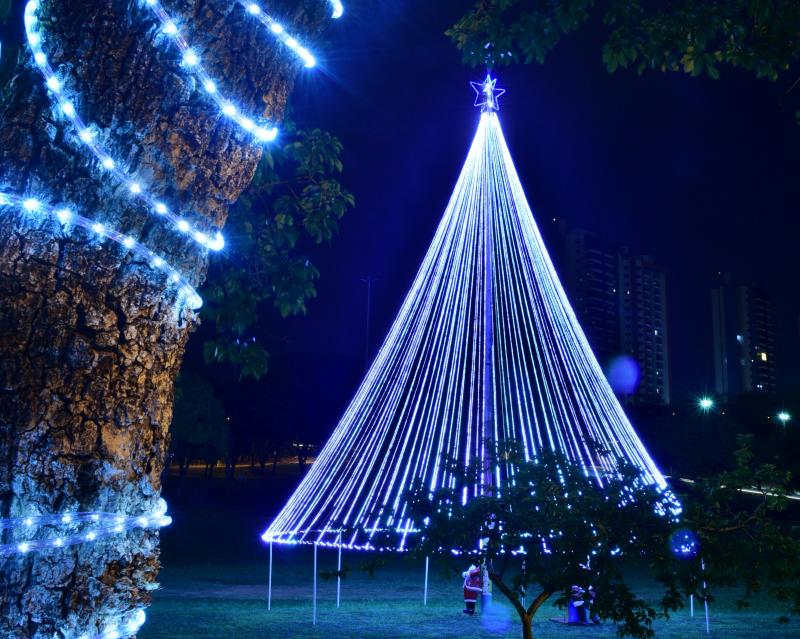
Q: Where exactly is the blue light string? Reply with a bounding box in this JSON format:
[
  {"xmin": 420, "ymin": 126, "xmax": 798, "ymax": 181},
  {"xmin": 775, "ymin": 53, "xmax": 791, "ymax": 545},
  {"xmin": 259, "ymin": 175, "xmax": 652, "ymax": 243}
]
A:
[
  {"xmin": 0, "ymin": 499, "xmax": 172, "ymax": 557},
  {"xmin": 9, "ymin": 0, "xmax": 341, "ymax": 312},
  {"xmin": 2, "ymin": 2, "xmax": 345, "ymax": 635},
  {"xmin": 0, "ymin": 192, "xmax": 203, "ymax": 309},
  {"xmin": 24, "ymin": 1, "xmax": 226, "ymax": 254},
  {"xmin": 237, "ymin": 1, "xmax": 317, "ymax": 68}
]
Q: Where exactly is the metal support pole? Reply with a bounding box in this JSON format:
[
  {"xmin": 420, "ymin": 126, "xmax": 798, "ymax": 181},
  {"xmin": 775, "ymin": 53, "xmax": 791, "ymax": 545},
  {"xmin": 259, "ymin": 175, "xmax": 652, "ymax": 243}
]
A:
[
  {"xmin": 268, "ymin": 541, "xmax": 273, "ymax": 611},
  {"xmin": 690, "ymin": 594, "xmax": 694, "ymax": 617},
  {"xmin": 480, "ymin": 169, "xmax": 495, "ymax": 615},
  {"xmin": 424, "ymin": 556, "xmax": 429, "ymax": 606},
  {"xmin": 702, "ymin": 559, "xmax": 710, "ymax": 634},
  {"xmin": 313, "ymin": 543, "xmax": 318, "ymax": 625},
  {"xmin": 337, "ymin": 542, "xmax": 342, "ymax": 609}
]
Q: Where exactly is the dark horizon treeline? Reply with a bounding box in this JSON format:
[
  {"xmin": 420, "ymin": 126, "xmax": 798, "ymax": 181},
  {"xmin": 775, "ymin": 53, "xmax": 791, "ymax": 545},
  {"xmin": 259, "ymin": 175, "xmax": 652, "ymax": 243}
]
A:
[{"xmin": 171, "ymin": 371, "xmax": 800, "ymax": 488}]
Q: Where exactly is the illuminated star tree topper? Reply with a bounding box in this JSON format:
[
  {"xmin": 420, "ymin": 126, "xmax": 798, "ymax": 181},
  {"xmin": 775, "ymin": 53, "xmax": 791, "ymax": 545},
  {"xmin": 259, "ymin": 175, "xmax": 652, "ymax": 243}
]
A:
[
  {"xmin": 264, "ymin": 77, "xmax": 672, "ymax": 551},
  {"xmin": 470, "ymin": 73, "xmax": 506, "ymax": 112}
]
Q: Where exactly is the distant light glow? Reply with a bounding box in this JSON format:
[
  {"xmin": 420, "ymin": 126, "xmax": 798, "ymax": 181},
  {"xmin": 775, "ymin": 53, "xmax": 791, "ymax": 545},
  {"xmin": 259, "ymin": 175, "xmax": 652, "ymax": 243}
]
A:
[
  {"xmin": 778, "ymin": 411, "xmax": 791, "ymax": 425},
  {"xmin": 263, "ymin": 78, "xmax": 673, "ymax": 550},
  {"xmin": 699, "ymin": 397, "xmax": 714, "ymax": 411}
]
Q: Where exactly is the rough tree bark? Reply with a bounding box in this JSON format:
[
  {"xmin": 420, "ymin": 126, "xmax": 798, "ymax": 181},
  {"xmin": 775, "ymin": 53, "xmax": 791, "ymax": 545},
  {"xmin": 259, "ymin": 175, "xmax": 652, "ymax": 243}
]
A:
[{"xmin": 0, "ymin": 0, "xmax": 329, "ymax": 636}]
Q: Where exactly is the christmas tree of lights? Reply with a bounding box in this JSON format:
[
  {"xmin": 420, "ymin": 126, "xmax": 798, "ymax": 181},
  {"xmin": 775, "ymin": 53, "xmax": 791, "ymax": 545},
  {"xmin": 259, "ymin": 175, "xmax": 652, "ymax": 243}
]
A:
[{"xmin": 264, "ymin": 76, "xmax": 670, "ymax": 551}]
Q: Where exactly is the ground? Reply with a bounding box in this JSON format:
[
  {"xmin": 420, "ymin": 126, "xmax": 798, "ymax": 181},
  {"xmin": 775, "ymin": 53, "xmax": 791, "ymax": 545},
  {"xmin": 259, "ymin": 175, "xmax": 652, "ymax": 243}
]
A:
[{"xmin": 139, "ymin": 472, "xmax": 798, "ymax": 639}]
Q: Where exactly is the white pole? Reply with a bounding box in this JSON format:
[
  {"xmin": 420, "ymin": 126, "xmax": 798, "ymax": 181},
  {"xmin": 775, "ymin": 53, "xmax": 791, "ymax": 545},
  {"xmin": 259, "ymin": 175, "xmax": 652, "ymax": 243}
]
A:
[
  {"xmin": 313, "ymin": 543, "xmax": 318, "ymax": 625},
  {"xmin": 424, "ymin": 556, "xmax": 429, "ymax": 606},
  {"xmin": 268, "ymin": 541, "xmax": 273, "ymax": 611},
  {"xmin": 337, "ymin": 541, "xmax": 342, "ymax": 609},
  {"xmin": 702, "ymin": 559, "xmax": 710, "ymax": 634},
  {"xmin": 690, "ymin": 594, "xmax": 694, "ymax": 617}
]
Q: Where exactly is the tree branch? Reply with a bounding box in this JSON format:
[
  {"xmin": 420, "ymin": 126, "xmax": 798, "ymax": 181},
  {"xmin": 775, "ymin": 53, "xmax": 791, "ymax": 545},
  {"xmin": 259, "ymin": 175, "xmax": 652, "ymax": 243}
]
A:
[
  {"xmin": 489, "ymin": 572, "xmax": 527, "ymax": 619},
  {"xmin": 527, "ymin": 589, "xmax": 553, "ymax": 617}
]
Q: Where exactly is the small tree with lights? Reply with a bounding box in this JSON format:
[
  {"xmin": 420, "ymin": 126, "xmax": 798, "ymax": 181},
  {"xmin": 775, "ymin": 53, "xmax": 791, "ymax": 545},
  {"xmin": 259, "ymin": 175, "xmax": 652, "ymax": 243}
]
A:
[{"xmin": 406, "ymin": 442, "xmax": 685, "ymax": 639}]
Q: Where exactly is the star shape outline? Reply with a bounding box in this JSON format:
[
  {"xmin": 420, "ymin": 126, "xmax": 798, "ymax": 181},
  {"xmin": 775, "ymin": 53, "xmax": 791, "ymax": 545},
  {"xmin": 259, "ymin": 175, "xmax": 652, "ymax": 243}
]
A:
[{"xmin": 470, "ymin": 74, "xmax": 505, "ymax": 112}]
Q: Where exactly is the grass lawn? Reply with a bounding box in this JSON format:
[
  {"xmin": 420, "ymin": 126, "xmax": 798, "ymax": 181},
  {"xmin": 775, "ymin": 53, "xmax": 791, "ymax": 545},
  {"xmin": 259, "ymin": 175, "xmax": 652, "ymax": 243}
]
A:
[{"xmin": 139, "ymin": 501, "xmax": 798, "ymax": 639}]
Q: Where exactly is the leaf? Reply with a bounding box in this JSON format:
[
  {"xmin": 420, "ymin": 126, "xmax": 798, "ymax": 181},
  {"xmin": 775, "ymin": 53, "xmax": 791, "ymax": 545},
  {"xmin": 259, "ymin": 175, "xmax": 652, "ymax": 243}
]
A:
[
  {"xmin": 200, "ymin": 115, "xmax": 353, "ymax": 381},
  {"xmin": 0, "ymin": 0, "xmax": 12, "ymax": 22}
]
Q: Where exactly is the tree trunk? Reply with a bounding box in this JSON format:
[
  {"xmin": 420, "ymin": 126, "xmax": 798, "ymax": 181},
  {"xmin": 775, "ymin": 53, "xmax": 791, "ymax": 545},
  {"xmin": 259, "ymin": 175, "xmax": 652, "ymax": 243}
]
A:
[
  {"xmin": 0, "ymin": 0, "xmax": 328, "ymax": 636},
  {"xmin": 521, "ymin": 613, "xmax": 534, "ymax": 639}
]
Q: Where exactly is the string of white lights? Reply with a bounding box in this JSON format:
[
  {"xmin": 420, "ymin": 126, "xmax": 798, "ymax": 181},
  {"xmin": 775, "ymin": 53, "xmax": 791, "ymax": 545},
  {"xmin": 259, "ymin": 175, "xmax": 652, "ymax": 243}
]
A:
[
  {"xmin": 4, "ymin": 1, "xmax": 340, "ymax": 635},
  {"xmin": 23, "ymin": 1, "xmax": 225, "ymax": 254},
  {"xmin": 237, "ymin": 1, "xmax": 316, "ymax": 68},
  {"xmin": 80, "ymin": 609, "xmax": 147, "ymax": 639},
  {"xmin": 0, "ymin": 498, "xmax": 172, "ymax": 556},
  {"xmin": 142, "ymin": 0, "xmax": 279, "ymax": 143},
  {"xmin": 0, "ymin": 192, "xmax": 202, "ymax": 309},
  {"xmin": 263, "ymin": 76, "xmax": 674, "ymax": 551},
  {"xmin": 328, "ymin": 1, "xmax": 344, "ymax": 19},
  {"xmin": 18, "ymin": 0, "xmax": 342, "ymax": 313}
]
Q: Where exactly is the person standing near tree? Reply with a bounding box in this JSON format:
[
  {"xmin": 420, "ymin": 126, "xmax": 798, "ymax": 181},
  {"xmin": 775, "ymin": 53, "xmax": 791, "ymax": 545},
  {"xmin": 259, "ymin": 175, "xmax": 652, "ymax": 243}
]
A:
[{"xmin": 462, "ymin": 564, "xmax": 483, "ymax": 615}]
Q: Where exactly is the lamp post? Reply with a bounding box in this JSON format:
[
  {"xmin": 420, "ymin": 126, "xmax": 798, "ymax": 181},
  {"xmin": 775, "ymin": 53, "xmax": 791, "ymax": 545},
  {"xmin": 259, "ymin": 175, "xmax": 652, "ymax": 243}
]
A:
[{"xmin": 699, "ymin": 397, "xmax": 714, "ymax": 412}]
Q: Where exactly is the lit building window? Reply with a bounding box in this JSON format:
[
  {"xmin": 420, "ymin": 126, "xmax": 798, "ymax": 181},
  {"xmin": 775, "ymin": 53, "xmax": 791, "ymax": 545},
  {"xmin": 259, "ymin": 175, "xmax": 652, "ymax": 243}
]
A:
[{"xmin": 760, "ymin": 352, "xmax": 768, "ymax": 362}]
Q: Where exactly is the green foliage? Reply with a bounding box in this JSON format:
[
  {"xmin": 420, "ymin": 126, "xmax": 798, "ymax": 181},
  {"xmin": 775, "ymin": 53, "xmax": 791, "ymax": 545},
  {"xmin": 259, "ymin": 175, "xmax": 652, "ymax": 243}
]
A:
[
  {"xmin": 404, "ymin": 442, "xmax": 681, "ymax": 639},
  {"xmin": 170, "ymin": 373, "xmax": 230, "ymax": 463},
  {"xmin": 201, "ymin": 120, "xmax": 354, "ymax": 381},
  {"xmin": 449, "ymin": 0, "xmax": 800, "ymax": 78},
  {"xmin": 448, "ymin": 0, "xmax": 596, "ymax": 68},
  {"xmin": 448, "ymin": 1, "xmax": 800, "ymax": 88},
  {"xmin": 402, "ymin": 438, "xmax": 800, "ymax": 639},
  {"xmin": 677, "ymin": 435, "xmax": 800, "ymax": 615}
]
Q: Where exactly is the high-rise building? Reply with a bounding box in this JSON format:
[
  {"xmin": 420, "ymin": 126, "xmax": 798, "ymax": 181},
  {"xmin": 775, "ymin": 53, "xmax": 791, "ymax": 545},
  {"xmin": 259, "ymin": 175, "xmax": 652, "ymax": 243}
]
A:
[
  {"xmin": 711, "ymin": 275, "xmax": 776, "ymax": 396},
  {"xmin": 618, "ymin": 251, "xmax": 671, "ymax": 405},
  {"xmin": 562, "ymin": 227, "xmax": 620, "ymax": 367},
  {"xmin": 550, "ymin": 220, "xmax": 672, "ymax": 405}
]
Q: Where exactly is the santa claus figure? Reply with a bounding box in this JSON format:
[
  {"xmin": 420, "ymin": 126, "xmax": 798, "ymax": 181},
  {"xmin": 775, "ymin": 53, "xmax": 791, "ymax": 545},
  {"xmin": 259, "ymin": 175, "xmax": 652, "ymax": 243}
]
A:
[{"xmin": 462, "ymin": 564, "xmax": 483, "ymax": 615}]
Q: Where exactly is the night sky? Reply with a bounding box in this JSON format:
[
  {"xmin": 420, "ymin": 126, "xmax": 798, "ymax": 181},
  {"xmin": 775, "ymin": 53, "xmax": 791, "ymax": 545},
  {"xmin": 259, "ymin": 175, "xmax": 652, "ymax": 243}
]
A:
[{"xmin": 196, "ymin": 0, "xmax": 799, "ymax": 440}]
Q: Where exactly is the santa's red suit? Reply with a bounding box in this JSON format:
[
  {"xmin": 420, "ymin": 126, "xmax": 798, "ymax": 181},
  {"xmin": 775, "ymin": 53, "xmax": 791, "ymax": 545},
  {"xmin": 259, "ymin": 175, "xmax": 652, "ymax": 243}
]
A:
[{"xmin": 462, "ymin": 565, "xmax": 483, "ymax": 614}]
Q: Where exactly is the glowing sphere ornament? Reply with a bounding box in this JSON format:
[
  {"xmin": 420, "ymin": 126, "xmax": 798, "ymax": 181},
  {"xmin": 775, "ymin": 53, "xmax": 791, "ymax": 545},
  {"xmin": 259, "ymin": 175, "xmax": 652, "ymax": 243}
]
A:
[
  {"xmin": 606, "ymin": 355, "xmax": 641, "ymax": 396},
  {"xmin": 670, "ymin": 528, "xmax": 700, "ymax": 559}
]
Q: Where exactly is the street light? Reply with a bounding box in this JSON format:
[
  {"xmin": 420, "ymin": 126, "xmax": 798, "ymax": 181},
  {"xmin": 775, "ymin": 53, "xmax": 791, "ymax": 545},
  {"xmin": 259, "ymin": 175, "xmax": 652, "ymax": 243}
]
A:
[
  {"xmin": 777, "ymin": 411, "xmax": 791, "ymax": 427},
  {"xmin": 699, "ymin": 397, "xmax": 714, "ymax": 411}
]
